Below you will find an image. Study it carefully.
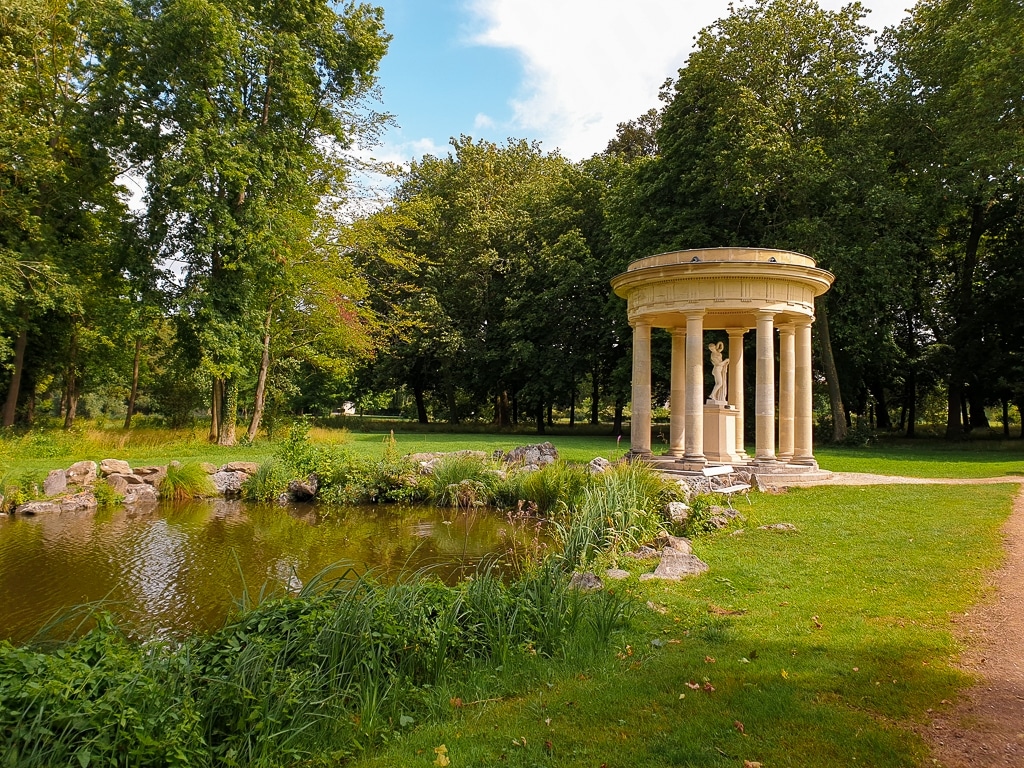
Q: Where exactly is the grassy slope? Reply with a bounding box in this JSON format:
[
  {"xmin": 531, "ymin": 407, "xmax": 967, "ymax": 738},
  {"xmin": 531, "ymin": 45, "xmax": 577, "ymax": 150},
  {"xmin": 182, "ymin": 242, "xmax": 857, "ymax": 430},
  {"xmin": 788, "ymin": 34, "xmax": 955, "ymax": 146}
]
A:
[{"xmin": 351, "ymin": 483, "xmax": 1016, "ymax": 768}]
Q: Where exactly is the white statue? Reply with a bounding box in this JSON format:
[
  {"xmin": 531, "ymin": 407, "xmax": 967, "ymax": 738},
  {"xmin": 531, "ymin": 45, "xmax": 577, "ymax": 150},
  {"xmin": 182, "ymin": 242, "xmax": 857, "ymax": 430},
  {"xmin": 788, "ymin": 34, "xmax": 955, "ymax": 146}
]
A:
[{"xmin": 708, "ymin": 342, "xmax": 729, "ymax": 404}]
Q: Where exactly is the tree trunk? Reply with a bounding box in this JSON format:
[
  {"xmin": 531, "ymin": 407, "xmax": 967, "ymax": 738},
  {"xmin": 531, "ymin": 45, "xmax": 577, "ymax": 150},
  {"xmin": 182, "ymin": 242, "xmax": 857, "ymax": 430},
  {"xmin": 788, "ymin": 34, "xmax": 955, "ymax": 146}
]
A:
[
  {"xmin": 946, "ymin": 203, "xmax": 986, "ymax": 440},
  {"xmin": 124, "ymin": 337, "xmax": 142, "ymax": 430},
  {"xmin": 960, "ymin": 390, "xmax": 970, "ymax": 433},
  {"xmin": 217, "ymin": 378, "xmax": 238, "ymax": 446},
  {"xmin": 546, "ymin": 402, "xmax": 553, "ymax": 427},
  {"xmin": 496, "ymin": 390, "xmax": 511, "ymax": 428},
  {"xmin": 1003, "ymin": 399, "xmax": 1010, "ymax": 438},
  {"xmin": 413, "ymin": 383, "xmax": 428, "ymax": 424},
  {"xmin": 246, "ymin": 311, "xmax": 273, "ymax": 442},
  {"xmin": 613, "ymin": 397, "xmax": 624, "ymax": 436},
  {"xmin": 512, "ymin": 391, "xmax": 519, "ymax": 424},
  {"xmin": 968, "ymin": 387, "xmax": 989, "ymax": 430},
  {"xmin": 535, "ymin": 405, "xmax": 545, "ymax": 434},
  {"xmin": 868, "ymin": 381, "xmax": 892, "ymax": 430},
  {"xmin": 569, "ymin": 388, "xmax": 576, "ymax": 427},
  {"xmin": 814, "ymin": 297, "xmax": 847, "ymax": 442},
  {"xmin": 210, "ymin": 377, "xmax": 222, "ymax": 442},
  {"xmin": 63, "ymin": 332, "xmax": 79, "ymax": 430},
  {"xmin": 446, "ymin": 388, "xmax": 458, "ymax": 425},
  {"xmin": 906, "ymin": 368, "xmax": 917, "ymax": 438},
  {"xmin": 2, "ymin": 322, "xmax": 28, "ymax": 427},
  {"xmin": 590, "ymin": 370, "xmax": 600, "ymax": 425}
]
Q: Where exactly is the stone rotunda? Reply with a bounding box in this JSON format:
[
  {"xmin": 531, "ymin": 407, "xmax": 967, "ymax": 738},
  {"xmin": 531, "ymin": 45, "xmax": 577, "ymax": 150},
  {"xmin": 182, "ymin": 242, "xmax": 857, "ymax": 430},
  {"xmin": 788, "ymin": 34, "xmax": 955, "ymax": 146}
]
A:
[{"xmin": 611, "ymin": 247, "xmax": 834, "ymax": 478}]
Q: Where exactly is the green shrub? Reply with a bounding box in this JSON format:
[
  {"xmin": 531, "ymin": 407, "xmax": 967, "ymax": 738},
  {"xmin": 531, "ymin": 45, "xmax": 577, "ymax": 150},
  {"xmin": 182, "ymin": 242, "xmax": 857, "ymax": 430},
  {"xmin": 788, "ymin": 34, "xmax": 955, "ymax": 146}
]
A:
[
  {"xmin": 553, "ymin": 461, "xmax": 677, "ymax": 570},
  {"xmin": 426, "ymin": 453, "xmax": 495, "ymax": 508},
  {"xmin": 160, "ymin": 462, "xmax": 215, "ymax": 500},
  {"xmin": 92, "ymin": 481, "xmax": 124, "ymax": 508},
  {"xmin": 241, "ymin": 460, "xmax": 293, "ymax": 502},
  {"xmin": 0, "ymin": 567, "xmax": 633, "ymax": 765}
]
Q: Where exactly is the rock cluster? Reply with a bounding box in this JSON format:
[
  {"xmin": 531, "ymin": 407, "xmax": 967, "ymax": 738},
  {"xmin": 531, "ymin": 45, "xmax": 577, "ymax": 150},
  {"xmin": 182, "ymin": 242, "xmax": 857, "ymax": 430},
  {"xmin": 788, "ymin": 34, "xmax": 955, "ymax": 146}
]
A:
[
  {"xmin": 5, "ymin": 459, "xmax": 267, "ymax": 516},
  {"xmin": 494, "ymin": 442, "xmax": 559, "ymax": 471},
  {"xmin": 569, "ymin": 531, "xmax": 711, "ymax": 588}
]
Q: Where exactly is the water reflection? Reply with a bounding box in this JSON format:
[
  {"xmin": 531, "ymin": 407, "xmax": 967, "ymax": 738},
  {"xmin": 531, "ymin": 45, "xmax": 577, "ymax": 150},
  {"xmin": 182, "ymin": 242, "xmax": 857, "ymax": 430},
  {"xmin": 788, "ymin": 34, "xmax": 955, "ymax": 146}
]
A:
[{"xmin": 0, "ymin": 500, "xmax": 537, "ymax": 643}]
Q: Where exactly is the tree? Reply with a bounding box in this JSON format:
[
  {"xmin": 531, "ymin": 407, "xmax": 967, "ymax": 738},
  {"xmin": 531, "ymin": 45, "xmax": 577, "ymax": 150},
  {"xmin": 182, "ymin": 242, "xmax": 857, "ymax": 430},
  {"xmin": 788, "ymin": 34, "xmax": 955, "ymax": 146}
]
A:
[
  {"xmin": 607, "ymin": 0, "xmax": 916, "ymax": 441},
  {"xmin": 90, "ymin": 0, "xmax": 390, "ymax": 443},
  {"xmin": 876, "ymin": 0, "xmax": 1024, "ymax": 438}
]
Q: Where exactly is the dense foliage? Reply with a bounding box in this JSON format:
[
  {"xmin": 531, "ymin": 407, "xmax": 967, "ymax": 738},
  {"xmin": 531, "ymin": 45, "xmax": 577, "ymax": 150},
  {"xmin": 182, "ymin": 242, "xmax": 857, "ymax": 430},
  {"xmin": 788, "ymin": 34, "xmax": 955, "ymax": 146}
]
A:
[
  {"xmin": 0, "ymin": 566, "xmax": 630, "ymax": 766},
  {"xmin": 1, "ymin": 0, "xmax": 1021, "ymax": 438}
]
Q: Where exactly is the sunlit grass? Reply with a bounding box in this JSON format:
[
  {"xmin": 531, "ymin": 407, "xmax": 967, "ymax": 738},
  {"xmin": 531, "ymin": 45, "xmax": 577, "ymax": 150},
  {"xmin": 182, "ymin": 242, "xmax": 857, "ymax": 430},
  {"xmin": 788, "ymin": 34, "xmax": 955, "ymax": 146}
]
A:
[{"xmin": 351, "ymin": 482, "xmax": 1017, "ymax": 768}]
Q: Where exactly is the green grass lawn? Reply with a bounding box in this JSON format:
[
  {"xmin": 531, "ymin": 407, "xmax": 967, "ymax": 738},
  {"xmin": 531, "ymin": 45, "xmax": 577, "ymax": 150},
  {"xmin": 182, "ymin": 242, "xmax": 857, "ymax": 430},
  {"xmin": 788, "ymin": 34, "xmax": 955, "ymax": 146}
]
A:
[
  {"xmin": 349, "ymin": 482, "xmax": 1017, "ymax": 767},
  {"xmin": 815, "ymin": 440, "xmax": 1024, "ymax": 478}
]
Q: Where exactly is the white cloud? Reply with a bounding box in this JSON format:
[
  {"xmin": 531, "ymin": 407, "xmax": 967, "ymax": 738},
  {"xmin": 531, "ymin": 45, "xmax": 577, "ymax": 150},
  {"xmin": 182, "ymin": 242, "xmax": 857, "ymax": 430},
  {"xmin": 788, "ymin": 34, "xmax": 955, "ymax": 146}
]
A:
[
  {"xmin": 474, "ymin": 112, "xmax": 496, "ymax": 130},
  {"xmin": 468, "ymin": 0, "xmax": 914, "ymax": 160}
]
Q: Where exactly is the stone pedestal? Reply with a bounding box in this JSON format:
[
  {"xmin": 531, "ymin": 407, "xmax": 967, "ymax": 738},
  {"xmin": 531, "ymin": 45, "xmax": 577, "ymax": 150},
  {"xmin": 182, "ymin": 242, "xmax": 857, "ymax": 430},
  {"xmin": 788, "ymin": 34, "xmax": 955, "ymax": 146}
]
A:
[{"xmin": 703, "ymin": 404, "xmax": 746, "ymax": 464}]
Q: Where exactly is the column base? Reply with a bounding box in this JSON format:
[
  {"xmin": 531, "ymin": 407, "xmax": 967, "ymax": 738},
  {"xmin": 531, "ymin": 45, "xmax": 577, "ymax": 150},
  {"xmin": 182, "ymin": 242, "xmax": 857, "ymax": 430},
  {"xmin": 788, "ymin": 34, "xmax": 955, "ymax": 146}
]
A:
[
  {"xmin": 792, "ymin": 456, "xmax": 818, "ymax": 468},
  {"xmin": 752, "ymin": 455, "xmax": 778, "ymax": 465}
]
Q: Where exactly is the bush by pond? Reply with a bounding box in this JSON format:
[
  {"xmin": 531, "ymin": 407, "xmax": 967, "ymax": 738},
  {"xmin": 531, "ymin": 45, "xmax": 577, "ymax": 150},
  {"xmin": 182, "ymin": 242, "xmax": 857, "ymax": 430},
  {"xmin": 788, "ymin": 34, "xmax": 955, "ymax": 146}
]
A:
[{"xmin": 0, "ymin": 564, "xmax": 631, "ymax": 767}]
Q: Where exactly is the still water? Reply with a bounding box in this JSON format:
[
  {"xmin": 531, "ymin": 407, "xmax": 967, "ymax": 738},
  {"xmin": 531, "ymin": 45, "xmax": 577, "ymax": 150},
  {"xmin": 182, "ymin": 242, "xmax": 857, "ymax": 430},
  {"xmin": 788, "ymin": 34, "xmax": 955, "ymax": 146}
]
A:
[{"xmin": 0, "ymin": 501, "xmax": 533, "ymax": 644}]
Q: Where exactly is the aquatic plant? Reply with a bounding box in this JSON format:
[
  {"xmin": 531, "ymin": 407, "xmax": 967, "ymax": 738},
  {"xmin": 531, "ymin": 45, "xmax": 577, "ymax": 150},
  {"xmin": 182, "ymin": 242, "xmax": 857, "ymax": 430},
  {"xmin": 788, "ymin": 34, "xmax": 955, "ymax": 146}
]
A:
[
  {"xmin": 0, "ymin": 566, "xmax": 631, "ymax": 766},
  {"xmin": 159, "ymin": 462, "xmax": 215, "ymax": 500}
]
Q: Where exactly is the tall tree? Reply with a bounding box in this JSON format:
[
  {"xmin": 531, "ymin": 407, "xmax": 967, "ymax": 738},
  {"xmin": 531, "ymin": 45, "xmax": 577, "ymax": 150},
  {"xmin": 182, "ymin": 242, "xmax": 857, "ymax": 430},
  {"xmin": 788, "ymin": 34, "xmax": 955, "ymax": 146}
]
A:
[
  {"xmin": 876, "ymin": 0, "xmax": 1024, "ymax": 438},
  {"xmin": 90, "ymin": 0, "xmax": 389, "ymax": 443}
]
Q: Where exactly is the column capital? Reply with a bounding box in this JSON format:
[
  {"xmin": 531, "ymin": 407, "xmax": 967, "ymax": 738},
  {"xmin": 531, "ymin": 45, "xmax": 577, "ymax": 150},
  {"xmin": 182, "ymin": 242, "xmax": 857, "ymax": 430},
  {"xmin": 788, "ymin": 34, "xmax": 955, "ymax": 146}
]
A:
[
  {"xmin": 793, "ymin": 315, "xmax": 813, "ymax": 328},
  {"xmin": 670, "ymin": 326, "xmax": 687, "ymax": 337},
  {"xmin": 725, "ymin": 327, "xmax": 747, "ymax": 337},
  {"xmin": 684, "ymin": 309, "xmax": 706, "ymax": 320},
  {"xmin": 630, "ymin": 318, "xmax": 652, "ymax": 329},
  {"xmin": 755, "ymin": 309, "xmax": 777, "ymax": 319}
]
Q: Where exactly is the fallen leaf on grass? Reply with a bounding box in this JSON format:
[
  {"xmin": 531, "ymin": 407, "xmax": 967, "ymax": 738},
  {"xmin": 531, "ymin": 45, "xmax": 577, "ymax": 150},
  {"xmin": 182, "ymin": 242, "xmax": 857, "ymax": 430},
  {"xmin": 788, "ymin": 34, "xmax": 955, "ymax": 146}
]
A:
[
  {"xmin": 744, "ymin": 762, "xmax": 763, "ymax": 768},
  {"xmin": 450, "ymin": 697, "xmax": 463, "ymax": 708},
  {"xmin": 813, "ymin": 615, "xmax": 822, "ymax": 629},
  {"xmin": 703, "ymin": 682, "xmax": 715, "ymax": 692},
  {"xmin": 433, "ymin": 745, "xmax": 450, "ymax": 767},
  {"xmin": 704, "ymin": 656, "xmax": 716, "ymax": 664},
  {"xmin": 686, "ymin": 681, "xmax": 701, "ymax": 690},
  {"xmin": 781, "ymin": 669, "xmax": 789, "ymax": 679},
  {"xmin": 734, "ymin": 720, "xmax": 745, "ymax": 734},
  {"xmin": 709, "ymin": 604, "xmax": 746, "ymax": 616},
  {"xmin": 544, "ymin": 740, "xmax": 553, "ymax": 755}
]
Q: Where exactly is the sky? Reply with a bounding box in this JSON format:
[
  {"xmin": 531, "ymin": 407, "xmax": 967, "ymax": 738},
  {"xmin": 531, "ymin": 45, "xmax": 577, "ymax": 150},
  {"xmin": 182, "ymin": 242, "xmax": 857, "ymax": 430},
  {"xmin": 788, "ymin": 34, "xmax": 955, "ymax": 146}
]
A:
[{"xmin": 362, "ymin": 0, "xmax": 917, "ymax": 167}]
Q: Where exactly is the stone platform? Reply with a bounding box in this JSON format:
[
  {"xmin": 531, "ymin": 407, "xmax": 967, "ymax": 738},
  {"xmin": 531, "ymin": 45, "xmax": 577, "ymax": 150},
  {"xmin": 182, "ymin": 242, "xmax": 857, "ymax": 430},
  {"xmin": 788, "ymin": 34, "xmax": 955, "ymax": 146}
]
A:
[{"xmin": 640, "ymin": 454, "xmax": 833, "ymax": 489}]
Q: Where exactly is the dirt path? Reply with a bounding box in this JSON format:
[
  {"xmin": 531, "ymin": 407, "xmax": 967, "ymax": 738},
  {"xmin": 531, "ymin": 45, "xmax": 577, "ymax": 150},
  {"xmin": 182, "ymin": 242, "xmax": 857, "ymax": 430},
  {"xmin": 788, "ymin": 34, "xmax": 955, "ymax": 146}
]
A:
[{"xmin": 919, "ymin": 482, "xmax": 1024, "ymax": 767}]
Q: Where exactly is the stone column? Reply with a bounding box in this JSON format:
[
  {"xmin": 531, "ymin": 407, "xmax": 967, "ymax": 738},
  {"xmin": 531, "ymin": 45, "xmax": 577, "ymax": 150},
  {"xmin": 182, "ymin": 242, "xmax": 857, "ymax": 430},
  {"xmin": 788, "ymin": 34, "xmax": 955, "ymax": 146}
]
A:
[
  {"xmin": 727, "ymin": 328, "xmax": 746, "ymax": 457},
  {"xmin": 777, "ymin": 324, "xmax": 796, "ymax": 463},
  {"xmin": 669, "ymin": 328, "xmax": 686, "ymax": 456},
  {"xmin": 683, "ymin": 311, "xmax": 705, "ymax": 465},
  {"xmin": 793, "ymin": 318, "xmax": 816, "ymax": 465},
  {"xmin": 754, "ymin": 310, "xmax": 777, "ymax": 463},
  {"xmin": 630, "ymin": 321, "xmax": 652, "ymax": 455}
]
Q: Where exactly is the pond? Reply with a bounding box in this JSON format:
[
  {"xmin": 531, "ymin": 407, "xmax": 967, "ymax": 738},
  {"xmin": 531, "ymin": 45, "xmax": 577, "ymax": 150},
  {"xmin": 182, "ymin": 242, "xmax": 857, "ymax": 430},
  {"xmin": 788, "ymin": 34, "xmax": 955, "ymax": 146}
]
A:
[{"xmin": 0, "ymin": 501, "xmax": 540, "ymax": 644}]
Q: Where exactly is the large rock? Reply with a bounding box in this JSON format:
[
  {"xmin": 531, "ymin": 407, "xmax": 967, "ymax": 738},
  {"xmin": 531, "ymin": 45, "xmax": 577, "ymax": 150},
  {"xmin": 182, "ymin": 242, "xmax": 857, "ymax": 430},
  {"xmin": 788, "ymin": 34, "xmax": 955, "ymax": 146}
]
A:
[
  {"xmin": 60, "ymin": 492, "xmax": 97, "ymax": 514},
  {"xmin": 133, "ymin": 465, "xmax": 163, "ymax": 476},
  {"xmin": 664, "ymin": 501, "xmax": 690, "ymax": 524},
  {"xmin": 43, "ymin": 469, "xmax": 68, "ymax": 496},
  {"xmin": 66, "ymin": 460, "xmax": 97, "ymax": 486},
  {"xmin": 139, "ymin": 466, "xmax": 167, "ymax": 489},
  {"xmin": 124, "ymin": 485, "xmax": 159, "ymax": 505},
  {"xmin": 654, "ymin": 531, "xmax": 693, "ymax": 555},
  {"xmin": 588, "ymin": 457, "xmax": 612, "ymax": 474},
  {"xmin": 199, "ymin": 462, "xmax": 219, "ymax": 475},
  {"xmin": 211, "ymin": 471, "xmax": 245, "ymax": 497},
  {"xmin": 99, "ymin": 459, "xmax": 131, "ymax": 477},
  {"xmin": 222, "ymin": 461, "xmax": 260, "ymax": 475},
  {"xmin": 640, "ymin": 549, "xmax": 710, "ymax": 581},
  {"xmin": 286, "ymin": 474, "xmax": 319, "ymax": 502},
  {"xmin": 569, "ymin": 572, "xmax": 603, "ymax": 591},
  {"xmin": 14, "ymin": 501, "xmax": 61, "ymax": 516},
  {"xmin": 501, "ymin": 442, "xmax": 558, "ymax": 469},
  {"xmin": 105, "ymin": 473, "xmax": 131, "ymax": 495}
]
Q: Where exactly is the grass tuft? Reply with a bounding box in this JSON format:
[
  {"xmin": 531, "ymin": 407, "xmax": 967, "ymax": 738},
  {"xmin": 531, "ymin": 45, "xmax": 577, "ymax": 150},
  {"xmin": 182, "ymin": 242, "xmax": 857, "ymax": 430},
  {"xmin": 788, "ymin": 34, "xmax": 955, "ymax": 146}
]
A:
[{"xmin": 160, "ymin": 462, "xmax": 216, "ymax": 500}]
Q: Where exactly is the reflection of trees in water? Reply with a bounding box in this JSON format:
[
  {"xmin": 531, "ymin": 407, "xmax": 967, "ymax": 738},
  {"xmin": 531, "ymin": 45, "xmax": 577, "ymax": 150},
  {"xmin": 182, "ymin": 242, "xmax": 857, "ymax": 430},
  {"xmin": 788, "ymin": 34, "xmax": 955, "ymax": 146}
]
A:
[{"xmin": 0, "ymin": 500, "xmax": 527, "ymax": 641}]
